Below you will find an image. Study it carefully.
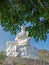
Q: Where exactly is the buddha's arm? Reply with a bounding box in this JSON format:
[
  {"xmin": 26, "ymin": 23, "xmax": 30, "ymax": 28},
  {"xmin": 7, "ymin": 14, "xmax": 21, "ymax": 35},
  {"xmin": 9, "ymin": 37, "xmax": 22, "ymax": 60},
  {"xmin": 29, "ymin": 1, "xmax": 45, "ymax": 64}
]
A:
[{"xmin": 18, "ymin": 37, "xmax": 30, "ymax": 44}]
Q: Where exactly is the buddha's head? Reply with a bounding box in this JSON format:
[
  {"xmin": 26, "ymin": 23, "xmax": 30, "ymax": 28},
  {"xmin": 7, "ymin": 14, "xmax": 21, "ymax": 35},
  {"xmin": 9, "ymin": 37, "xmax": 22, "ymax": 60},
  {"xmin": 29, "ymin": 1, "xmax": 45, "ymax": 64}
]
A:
[{"xmin": 21, "ymin": 25, "xmax": 26, "ymax": 32}]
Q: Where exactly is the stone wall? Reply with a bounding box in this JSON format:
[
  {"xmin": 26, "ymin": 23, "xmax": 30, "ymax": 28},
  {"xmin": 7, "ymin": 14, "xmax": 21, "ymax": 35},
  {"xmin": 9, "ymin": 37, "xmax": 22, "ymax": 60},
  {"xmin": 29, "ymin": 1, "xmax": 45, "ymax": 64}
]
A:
[{"xmin": 4, "ymin": 57, "xmax": 49, "ymax": 65}]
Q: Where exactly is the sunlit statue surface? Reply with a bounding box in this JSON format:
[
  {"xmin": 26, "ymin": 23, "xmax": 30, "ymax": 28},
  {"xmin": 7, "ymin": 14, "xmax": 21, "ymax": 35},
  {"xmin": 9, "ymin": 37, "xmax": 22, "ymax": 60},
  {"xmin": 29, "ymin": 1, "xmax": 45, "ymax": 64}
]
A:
[
  {"xmin": 15, "ymin": 25, "xmax": 30, "ymax": 46},
  {"xmin": 6, "ymin": 25, "xmax": 38, "ymax": 59}
]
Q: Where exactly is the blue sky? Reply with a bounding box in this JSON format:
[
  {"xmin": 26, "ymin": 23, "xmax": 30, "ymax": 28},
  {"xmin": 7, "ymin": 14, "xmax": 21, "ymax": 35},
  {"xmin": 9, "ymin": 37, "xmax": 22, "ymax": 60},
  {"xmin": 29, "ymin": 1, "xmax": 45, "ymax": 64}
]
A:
[{"xmin": 0, "ymin": 25, "xmax": 49, "ymax": 51}]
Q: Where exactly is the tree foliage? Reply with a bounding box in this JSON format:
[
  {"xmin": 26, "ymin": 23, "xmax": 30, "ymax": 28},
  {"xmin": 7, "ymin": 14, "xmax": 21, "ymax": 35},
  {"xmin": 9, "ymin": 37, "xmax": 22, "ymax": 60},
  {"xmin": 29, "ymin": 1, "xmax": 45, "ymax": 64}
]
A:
[
  {"xmin": 0, "ymin": 0, "xmax": 49, "ymax": 41},
  {"xmin": 0, "ymin": 51, "xmax": 6, "ymax": 60}
]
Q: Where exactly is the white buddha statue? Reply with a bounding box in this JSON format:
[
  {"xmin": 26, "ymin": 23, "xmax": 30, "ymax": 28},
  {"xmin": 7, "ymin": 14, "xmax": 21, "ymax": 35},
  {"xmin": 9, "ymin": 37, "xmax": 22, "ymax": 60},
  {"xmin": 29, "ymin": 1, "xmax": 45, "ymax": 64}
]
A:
[
  {"xmin": 6, "ymin": 25, "xmax": 38, "ymax": 59},
  {"xmin": 6, "ymin": 25, "xmax": 30, "ymax": 56}
]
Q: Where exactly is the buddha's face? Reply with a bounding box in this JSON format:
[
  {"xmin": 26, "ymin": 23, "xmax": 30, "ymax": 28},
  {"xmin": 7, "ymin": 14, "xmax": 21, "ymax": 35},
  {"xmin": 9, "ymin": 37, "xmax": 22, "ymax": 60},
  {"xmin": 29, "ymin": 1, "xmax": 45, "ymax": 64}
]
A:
[{"xmin": 21, "ymin": 25, "xmax": 26, "ymax": 32}]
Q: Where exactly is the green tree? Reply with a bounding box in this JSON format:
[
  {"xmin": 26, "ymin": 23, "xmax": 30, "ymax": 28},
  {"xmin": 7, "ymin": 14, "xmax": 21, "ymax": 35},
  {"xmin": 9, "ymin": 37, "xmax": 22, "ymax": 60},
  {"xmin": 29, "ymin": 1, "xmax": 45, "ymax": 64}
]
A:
[
  {"xmin": 0, "ymin": 0, "xmax": 49, "ymax": 41},
  {"xmin": 0, "ymin": 51, "xmax": 6, "ymax": 60}
]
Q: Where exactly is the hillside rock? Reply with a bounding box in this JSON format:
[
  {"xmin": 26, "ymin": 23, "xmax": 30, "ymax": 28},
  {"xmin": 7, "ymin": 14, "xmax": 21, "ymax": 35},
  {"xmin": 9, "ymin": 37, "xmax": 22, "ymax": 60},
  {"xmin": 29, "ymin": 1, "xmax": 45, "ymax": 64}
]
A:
[{"xmin": 4, "ymin": 57, "xmax": 49, "ymax": 65}]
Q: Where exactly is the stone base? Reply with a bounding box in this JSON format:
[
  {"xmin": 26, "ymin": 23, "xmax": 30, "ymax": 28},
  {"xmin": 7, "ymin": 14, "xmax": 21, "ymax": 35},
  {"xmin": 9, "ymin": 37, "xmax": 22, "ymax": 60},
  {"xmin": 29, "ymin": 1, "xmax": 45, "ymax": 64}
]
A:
[{"xmin": 6, "ymin": 45, "xmax": 39, "ymax": 59}]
